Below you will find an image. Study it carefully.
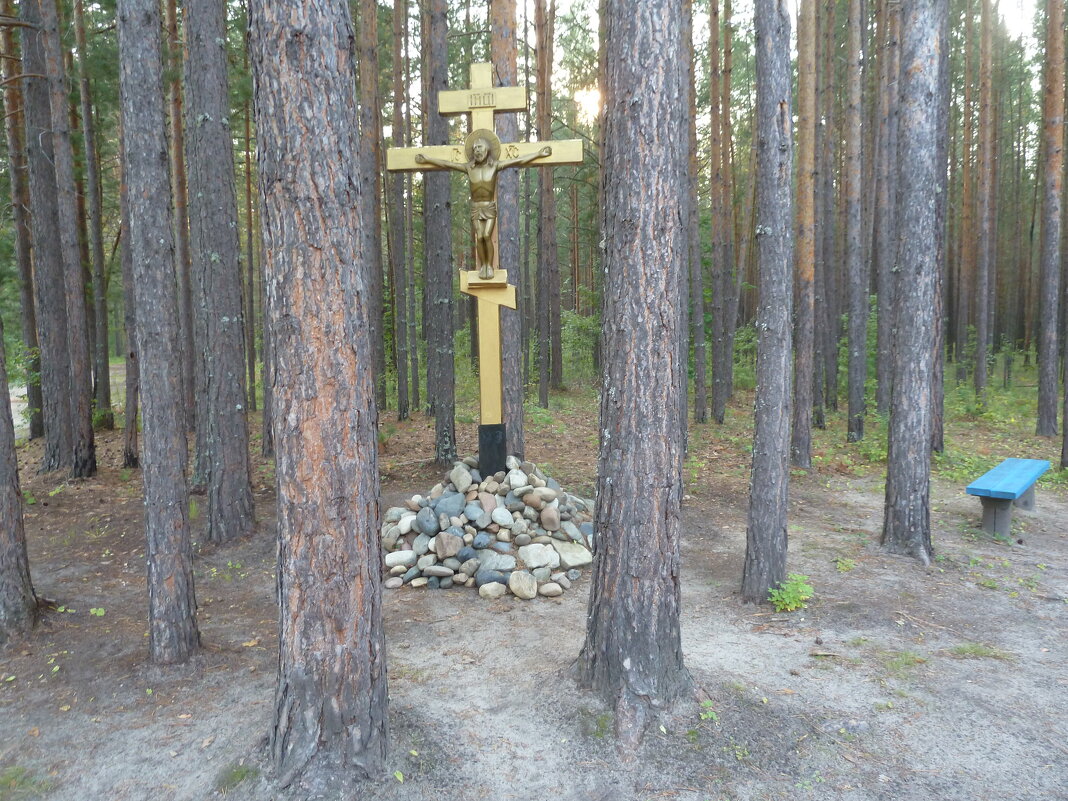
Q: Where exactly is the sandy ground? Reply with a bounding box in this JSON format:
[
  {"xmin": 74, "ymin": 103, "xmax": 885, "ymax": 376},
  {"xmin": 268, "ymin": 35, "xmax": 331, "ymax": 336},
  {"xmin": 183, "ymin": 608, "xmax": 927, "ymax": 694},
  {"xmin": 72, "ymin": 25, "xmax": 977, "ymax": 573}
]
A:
[{"xmin": 1, "ymin": 418, "xmax": 1066, "ymax": 801}]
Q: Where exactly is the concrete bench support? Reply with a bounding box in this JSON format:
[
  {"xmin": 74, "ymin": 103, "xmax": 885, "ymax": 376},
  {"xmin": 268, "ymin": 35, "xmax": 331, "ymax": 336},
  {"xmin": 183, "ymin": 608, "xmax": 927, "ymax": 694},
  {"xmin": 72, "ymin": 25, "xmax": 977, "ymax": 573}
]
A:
[{"xmin": 966, "ymin": 458, "xmax": 1050, "ymax": 537}]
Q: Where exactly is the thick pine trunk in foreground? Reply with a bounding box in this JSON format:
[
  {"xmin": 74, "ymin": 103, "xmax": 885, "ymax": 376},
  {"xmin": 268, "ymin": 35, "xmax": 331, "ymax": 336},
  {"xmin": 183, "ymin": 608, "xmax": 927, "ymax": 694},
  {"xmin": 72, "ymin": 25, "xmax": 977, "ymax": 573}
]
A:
[
  {"xmin": 249, "ymin": 0, "xmax": 388, "ymax": 783},
  {"xmin": 491, "ymin": 0, "xmax": 524, "ymax": 458},
  {"xmin": 426, "ymin": 0, "xmax": 456, "ymax": 464},
  {"xmin": 21, "ymin": 0, "xmax": 73, "ymax": 473},
  {"xmin": 0, "ymin": 319, "xmax": 36, "ymax": 646},
  {"xmin": 741, "ymin": 0, "xmax": 793, "ymax": 603},
  {"xmin": 881, "ymin": 0, "xmax": 943, "ymax": 565},
  {"xmin": 578, "ymin": 0, "xmax": 690, "ymax": 750},
  {"xmin": 117, "ymin": 0, "xmax": 200, "ymax": 665},
  {"xmin": 185, "ymin": 0, "xmax": 255, "ymax": 545},
  {"xmin": 1037, "ymin": 0, "xmax": 1064, "ymax": 436}
]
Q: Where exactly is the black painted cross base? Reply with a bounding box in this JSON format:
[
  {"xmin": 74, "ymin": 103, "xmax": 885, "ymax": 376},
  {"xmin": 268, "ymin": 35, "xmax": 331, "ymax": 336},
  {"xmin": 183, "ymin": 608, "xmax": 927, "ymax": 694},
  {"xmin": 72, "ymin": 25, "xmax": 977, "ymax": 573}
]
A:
[
  {"xmin": 979, "ymin": 496, "xmax": 1013, "ymax": 537},
  {"xmin": 478, "ymin": 423, "xmax": 507, "ymax": 477}
]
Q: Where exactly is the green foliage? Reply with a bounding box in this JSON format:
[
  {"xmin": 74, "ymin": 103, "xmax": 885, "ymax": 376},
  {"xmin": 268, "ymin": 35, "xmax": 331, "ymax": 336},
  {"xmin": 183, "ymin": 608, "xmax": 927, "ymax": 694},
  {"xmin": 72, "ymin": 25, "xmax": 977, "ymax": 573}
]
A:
[
  {"xmin": 0, "ymin": 765, "xmax": 54, "ymax": 800},
  {"xmin": 768, "ymin": 574, "xmax": 814, "ymax": 612},
  {"xmin": 948, "ymin": 642, "xmax": 1013, "ymax": 661},
  {"xmin": 214, "ymin": 762, "xmax": 258, "ymax": 794},
  {"xmin": 834, "ymin": 557, "xmax": 856, "ymax": 573},
  {"xmin": 699, "ymin": 700, "xmax": 718, "ymax": 722}
]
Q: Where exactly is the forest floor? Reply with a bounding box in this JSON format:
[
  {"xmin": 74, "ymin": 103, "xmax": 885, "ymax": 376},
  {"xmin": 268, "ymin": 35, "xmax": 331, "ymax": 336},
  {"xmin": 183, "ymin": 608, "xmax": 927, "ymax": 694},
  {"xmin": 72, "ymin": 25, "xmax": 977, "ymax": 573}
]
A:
[{"xmin": 1, "ymin": 378, "xmax": 1067, "ymax": 801}]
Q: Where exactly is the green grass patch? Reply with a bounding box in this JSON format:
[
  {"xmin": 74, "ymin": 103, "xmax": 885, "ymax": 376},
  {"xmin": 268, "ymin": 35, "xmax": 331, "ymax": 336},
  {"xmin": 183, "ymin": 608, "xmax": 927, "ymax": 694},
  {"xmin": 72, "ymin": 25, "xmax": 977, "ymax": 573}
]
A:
[
  {"xmin": 947, "ymin": 642, "xmax": 1014, "ymax": 661},
  {"xmin": 0, "ymin": 766, "xmax": 54, "ymax": 801}
]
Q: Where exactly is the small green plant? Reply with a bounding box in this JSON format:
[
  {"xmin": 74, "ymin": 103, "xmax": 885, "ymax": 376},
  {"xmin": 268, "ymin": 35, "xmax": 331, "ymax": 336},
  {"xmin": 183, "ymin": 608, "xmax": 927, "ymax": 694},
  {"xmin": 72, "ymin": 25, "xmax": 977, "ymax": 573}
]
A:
[
  {"xmin": 881, "ymin": 650, "xmax": 926, "ymax": 677},
  {"xmin": 976, "ymin": 577, "xmax": 999, "ymax": 590},
  {"xmin": 834, "ymin": 556, "xmax": 856, "ymax": 573},
  {"xmin": 699, "ymin": 700, "xmax": 718, "ymax": 722},
  {"xmin": 47, "ymin": 484, "xmax": 65, "ymax": 498},
  {"xmin": 89, "ymin": 608, "xmax": 105, "ymax": 617},
  {"xmin": 118, "ymin": 468, "xmax": 133, "ymax": 483},
  {"xmin": 948, "ymin": 642, "xmax": 1013, "ymax": 661},
  {"xmin": 21, "ymin": 491, "xmax": 35, "ymax": 506},
  {"xmin": 768, "ymin": 574, "xmax": 814, "ymax": 612},
  {"xmin": 214, "ymin": 762, "xmax": 258, "ymax": 794},
  {"xmin": 0, "ymin": 764, "xmax": 54, "ymax": 799}
]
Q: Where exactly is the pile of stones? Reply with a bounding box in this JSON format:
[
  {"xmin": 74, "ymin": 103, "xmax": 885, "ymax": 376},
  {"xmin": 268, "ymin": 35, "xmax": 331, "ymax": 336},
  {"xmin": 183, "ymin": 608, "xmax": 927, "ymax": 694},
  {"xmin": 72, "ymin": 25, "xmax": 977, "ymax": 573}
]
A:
[{"xmin": 380, "ymin": 455, "xmax": 596, "ymax": 600}]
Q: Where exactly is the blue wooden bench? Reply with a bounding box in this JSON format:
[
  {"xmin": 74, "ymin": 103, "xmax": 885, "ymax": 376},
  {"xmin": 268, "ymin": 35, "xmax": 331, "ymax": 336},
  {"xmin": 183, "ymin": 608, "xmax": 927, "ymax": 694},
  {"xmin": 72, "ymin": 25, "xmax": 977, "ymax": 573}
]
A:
[{"xmin": 965, "ymin": 458, "xmax": 1050, "ymax": 537}]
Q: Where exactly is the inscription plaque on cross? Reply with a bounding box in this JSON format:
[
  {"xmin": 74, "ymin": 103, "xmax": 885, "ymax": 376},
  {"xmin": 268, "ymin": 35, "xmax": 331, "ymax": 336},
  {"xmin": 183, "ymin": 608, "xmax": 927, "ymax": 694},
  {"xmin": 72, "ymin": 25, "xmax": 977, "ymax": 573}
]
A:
[{"xmin": 387, "ymin": 62, "xmax": 582, "ymax": 474}]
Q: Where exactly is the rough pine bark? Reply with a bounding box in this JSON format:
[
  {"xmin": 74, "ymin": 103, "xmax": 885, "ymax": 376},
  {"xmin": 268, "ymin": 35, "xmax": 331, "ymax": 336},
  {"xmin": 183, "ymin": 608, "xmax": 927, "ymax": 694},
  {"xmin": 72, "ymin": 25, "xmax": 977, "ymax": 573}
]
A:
[
  {"xmin": 389, "ymin": 0, "xmax": 409, "ymax": 420},
  {"xmin": 881, "ymin": 0, "xmax": 942, "ymax": 565},
  {"xmin": 741, "ymin": 0, "xmax": 793, "ymax": 603},
  {"xmin": 117, "ymin": 0, "xmax": 200, "ymax": 664},
  {"xmin": 165, "ymin": 0, "xmax": 195, "ymax": 439},
  {"xmin": 874, "ymin": 2, "xmax": 900, "ymax": 415},
  {"xmin": 685, "ymin": 0, "xmax": 707, "ymax": 424},
  {"xmin": 492, "ymin": 0, "xmax": 525, "ymax": 458},
  {"xmin": 931, "ymin": 7, "xmax": 949, "ymax": 454},
  {"xmin": 184, "ymin": 0, "xmax": 255, "ymax": 544},
  {"xmin": 21, "ymin": 0, "xmax": 73, "ymax": 473},
  {"xmin": 0, "ymin": 317, "xmax": 36, "ymax": 646},
  {"xmin": 75, "ymin": 0, "xmax": 112, "ymax": 430},
  {"xmin": 425, "ymin": 0, "xmax": 456, "ymax": 465},
  {"xmin": 577, "ymin": 0, "xmax": 691, "ymax": 749},
  {"xmin": 0, "ymin": 8, "xmax": 43, "ymax": 441},
  {"xmin": 1037, "ymin": 0, "xmax": 1064, "ymax": 436},
  {"xmin": 358, "ymin": 2, "xmax": 385, "ymax": 412},
  {"xmin": 973, "ymin": 0, "xmax": 994, "ymax": 402},
  {"xmin": 845, "ymin": 0, "xmax": 867, "ymax": 442},
  {"xmin": 791, "ymin": 0, "xmax": 816, "ymax": 468},
  {"xmin": 249, "ymin": 0, "xmax": 388, "ymax": 782}
]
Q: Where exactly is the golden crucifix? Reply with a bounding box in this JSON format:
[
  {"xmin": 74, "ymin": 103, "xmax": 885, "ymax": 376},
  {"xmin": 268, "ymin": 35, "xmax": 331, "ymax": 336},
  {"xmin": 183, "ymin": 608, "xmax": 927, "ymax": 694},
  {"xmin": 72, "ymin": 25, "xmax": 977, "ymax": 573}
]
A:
[{"xmin": 387, "ymin": 62, "xmax": 582, "ymax": 470}]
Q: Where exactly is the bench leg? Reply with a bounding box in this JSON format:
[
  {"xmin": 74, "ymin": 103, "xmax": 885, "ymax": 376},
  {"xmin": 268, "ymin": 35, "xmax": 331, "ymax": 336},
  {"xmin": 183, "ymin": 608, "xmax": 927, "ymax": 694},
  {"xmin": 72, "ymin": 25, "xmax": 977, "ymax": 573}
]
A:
[
  {"xmin": 979, "ymin": 497, "xmax": 1013, "ymax": 537},
  {"xmin": 1013, "ymin": 485, "xmax": 1036, "ymax": 511}
]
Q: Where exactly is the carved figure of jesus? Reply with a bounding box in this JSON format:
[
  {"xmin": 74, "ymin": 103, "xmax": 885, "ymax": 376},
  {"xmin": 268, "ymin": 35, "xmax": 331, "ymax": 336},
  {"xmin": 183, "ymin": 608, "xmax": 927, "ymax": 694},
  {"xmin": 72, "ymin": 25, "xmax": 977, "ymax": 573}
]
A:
[{"xmin": 416, "ymin": 128, "xmax": 552, "ymax": 279}]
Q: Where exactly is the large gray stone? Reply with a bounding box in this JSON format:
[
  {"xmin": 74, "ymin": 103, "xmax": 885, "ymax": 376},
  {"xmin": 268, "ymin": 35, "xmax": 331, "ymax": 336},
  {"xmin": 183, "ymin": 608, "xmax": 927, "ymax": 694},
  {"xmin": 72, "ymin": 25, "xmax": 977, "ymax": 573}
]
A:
[
  {"xmin": 476, "ymin": 550, "xmax": 516, "ymax": 572},
  {"xmin": 508, "ymin": 571, "xmax": 538, "ymax": 600},
  {"xmin": 518, "ymin": 543, "xmax": 560, "ymax": 571},
  {"xmin": 417, "ymin": 553, "xmax": 437, "ymax": 571},
  {"xmin": 463, "ymin": 502, "xmax": 484, "ymax": 521},
  {"xmin": 450, "ymin": 464, "xmax": 474, "ymax": 493},
  {"xmin": 434, "ymin": 531, "xmax": 463, "ymax": 559},
  {"xmin": 422, "ymin": 565, "xmax": 455, "ymax": 578},
  {"xmin": 413, "ymin": 533, "xmax": 431, "ymax": 557},
  {"xmin": 505, "ymin": 469, "xmax": 528, "ymax": 490},
  {"xmin": 552, "ymin": 540, "xmax": 593, "ymax": 570},
  {"xmin": 479, "ymin": 582, "xmax": 508, "ymax": 600},
  {"xmin": 384, "ymin": 550, "xmax": 417, "ymax": 569},
  {"xmin": 561, "ymin": 520, "xmax": 584, "ymax": 544},
  {"xmin": 383, "ymin": 507, "xmax": 406, "ymax": 524},
  {"xmin": 491, "ymin": 507, "xmax": 514, "ymax": 528},
  {"xmin": 397, "ymin": 513, "xmax": 417, "ymax": 535},
  {"xmin": 414, "ymin": 506, "xmax": 439, "ymax": 536},
  {"xmin": 540, "ymin": 505, "xmax": 561, "ymax": 532},
  {"xmin": 435, "ymin": 491, "xmax": 466, "ymax": 520},
  {"xmin": 538, "ymin": 582, "xmax": 563, "ymax": 597}
]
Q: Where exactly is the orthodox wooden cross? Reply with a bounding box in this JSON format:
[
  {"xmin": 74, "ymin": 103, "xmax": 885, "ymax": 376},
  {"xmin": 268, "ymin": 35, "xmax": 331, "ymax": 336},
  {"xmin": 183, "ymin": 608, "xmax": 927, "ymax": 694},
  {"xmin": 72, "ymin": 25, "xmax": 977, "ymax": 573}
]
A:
[{"xmin": 387, "ymin": 62, "xmax": 582, "ymax": 473}]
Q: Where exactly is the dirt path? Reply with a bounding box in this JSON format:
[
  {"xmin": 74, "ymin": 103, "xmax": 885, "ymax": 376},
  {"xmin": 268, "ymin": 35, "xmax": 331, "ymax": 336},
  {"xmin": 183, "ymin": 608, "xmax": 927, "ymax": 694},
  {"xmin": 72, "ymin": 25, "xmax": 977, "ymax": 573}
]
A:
[{"xmin": 1, "ymin": 417, "xmax": 1065, "ymax": 801}]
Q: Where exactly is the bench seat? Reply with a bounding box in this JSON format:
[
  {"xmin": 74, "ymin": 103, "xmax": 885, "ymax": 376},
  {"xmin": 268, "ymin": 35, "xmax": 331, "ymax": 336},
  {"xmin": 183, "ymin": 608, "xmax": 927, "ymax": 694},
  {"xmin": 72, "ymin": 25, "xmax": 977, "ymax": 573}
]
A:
[{"xmin": 966, "ymin": 458, "xmax": 1050, "ymax": 536}]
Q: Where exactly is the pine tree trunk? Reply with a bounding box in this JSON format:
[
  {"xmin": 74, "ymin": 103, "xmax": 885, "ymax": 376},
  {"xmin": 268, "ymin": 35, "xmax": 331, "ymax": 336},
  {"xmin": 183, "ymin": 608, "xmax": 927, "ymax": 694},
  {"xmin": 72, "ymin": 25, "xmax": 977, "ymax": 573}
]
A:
[
  {"xmin": 165, "ymin": 0, "xmax": 195, "ymax": 440},
  {"xmin": 874, "ymin": 0, "xmax": 901, "ymax": 416},
  {"xmin": 845, "ymin": 0, "xmax": 867, "ymax": 442},
  {"xmin": 39, "ymin": 0, "xmax": 96, "ymax": 477},
  {"xmin": 243, "ymin": 64, "xmax": 257, "ymax": 414},
  {"xmin": 21, "ymin": 0, "xmax": 73, "ymax": 472},
  {"xmin": 0, "ymin": 6, "xmax": 43, "ymax": 441},
  {"xmin": 117, "ymin": 0, "xmax": 200, "ymax": 664},
  {"xmin": 249, "ymin": 0, "xmax": 388, "ymax": 781},
  {"xmin": 1037, "ymin": 0, "xmax": 1064, "ymax": 436},
  {"xmin": 956, "ymin": 3, "xmax": 976, "ymax": 381},
  {"xmin": 742, "ymin": 0, "xmax": 793, "ymax": 603},
  {"xmin": 578, "ymin": 0, "xmax": 690, "ymax": 750},
  {"xmin": 425, "ymin": 0, "xmax": 455, "ymax": 464},
  {"xmin": 389, "ymin": 0, "xmax": 409, "ymax": 421},
  {"xmin": 791, "ymin": 0, "xmax": 816, "ymax": 468},
  {"xmin": 882, "ymin": 0, "xmax": 942, "ymax": 565},
  {"xmin": 492, "ymin": 0, "xmax": 526, "ymax": 458},
  {"xmin": 119, "ymin": 163, "xmax": 140, "ymax": 470},
  {"xmin": 75, "ymin": 0, "xmax": 112, "ymax": 431},
  {"xmin": 686, "ymin": 0, "xmax": 707, "ymax": 424},
  {"xmin": 931, "ymin": 9, "xmax": 950, "ymax": 454},
  {"xmin": 720, "ymin": 0, "xmax": 740, "ymax": 414},
  {"xmin": 709, "ymin": 0, "xmax": 728, "ymax": 424},
  {"xmin": 819, "ymin": 0, "xmax": 838, "ymax": 414},
  {"xmin": 185, "ymin": 0, "xmax": 255, "ymax": 544},
  {"xmin": 357, "ymin": 0, "xmax": 385, "ymax": 413},
  {"xmin": 0, "ymin": 316, "xmax": 35, "ymax": 646},
  {"xmin": 973, "ymin": 0, "xmax": 994, "ymax": 401}
]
